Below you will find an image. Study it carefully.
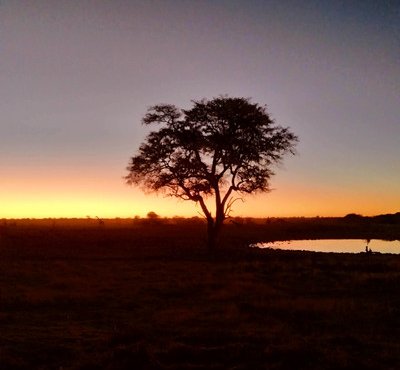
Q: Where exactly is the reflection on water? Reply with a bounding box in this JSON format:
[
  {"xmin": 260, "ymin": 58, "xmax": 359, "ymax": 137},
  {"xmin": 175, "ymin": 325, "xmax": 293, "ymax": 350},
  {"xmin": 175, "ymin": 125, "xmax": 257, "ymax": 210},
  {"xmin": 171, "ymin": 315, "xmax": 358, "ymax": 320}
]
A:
[{"xmin": 250, "ymin": 239, "xmax": 400, "ymax": 254}]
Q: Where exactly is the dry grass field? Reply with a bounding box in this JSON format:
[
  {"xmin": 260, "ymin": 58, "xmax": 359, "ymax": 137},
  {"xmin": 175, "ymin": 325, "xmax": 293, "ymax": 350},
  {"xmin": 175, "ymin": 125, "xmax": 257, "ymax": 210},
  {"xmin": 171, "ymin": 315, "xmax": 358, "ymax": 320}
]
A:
[{"xmin": 1, "ymin": 217, "xmax": 400, "ymax": 369}]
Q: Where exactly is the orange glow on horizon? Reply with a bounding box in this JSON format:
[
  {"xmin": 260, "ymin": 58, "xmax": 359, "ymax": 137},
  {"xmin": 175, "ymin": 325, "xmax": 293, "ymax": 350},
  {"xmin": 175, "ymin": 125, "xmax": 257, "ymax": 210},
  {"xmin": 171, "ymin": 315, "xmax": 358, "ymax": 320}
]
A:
[
  {"xmin": 1, "ymin": 180, "xmax": 398, "ymax": 219},
  {"xmin": 1, "ymin": 165, "xmax": 398, "ymax": 219}
]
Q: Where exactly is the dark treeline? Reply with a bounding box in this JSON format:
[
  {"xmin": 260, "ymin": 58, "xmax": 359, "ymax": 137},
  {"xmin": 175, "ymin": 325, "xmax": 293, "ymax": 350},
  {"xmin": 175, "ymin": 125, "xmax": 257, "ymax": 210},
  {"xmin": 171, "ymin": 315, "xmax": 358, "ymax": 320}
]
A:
[
  {"xmin": 344, "ymin": 212, "xmax": 400, "ymax": 225},
  {"xmin": 2, "ymin": 211, "xmax": 399, "ymax": 225}
]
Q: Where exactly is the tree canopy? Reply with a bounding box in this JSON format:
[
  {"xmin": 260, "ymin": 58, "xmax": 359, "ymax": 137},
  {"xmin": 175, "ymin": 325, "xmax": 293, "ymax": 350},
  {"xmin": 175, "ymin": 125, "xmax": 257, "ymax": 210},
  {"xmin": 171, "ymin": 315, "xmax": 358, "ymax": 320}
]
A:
[{"xmin": 126, "ymin": 96, "xmax": 298, "ymax": 249}]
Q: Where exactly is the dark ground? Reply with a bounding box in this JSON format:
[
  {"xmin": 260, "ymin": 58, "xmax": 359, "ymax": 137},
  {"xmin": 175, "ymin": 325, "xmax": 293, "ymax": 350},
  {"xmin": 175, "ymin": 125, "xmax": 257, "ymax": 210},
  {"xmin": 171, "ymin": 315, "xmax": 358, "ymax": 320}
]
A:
[{"xmin": 1, "ymin": 217, "xmax": 400, "ymax": 369}]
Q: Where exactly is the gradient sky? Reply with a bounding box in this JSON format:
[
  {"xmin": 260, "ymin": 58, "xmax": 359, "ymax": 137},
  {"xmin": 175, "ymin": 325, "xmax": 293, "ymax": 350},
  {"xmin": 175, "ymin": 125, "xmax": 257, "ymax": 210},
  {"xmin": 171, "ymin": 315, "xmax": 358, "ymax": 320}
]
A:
[{"xmin": 1, "ymin": 0, "xmax": 399, "ymax": 218}]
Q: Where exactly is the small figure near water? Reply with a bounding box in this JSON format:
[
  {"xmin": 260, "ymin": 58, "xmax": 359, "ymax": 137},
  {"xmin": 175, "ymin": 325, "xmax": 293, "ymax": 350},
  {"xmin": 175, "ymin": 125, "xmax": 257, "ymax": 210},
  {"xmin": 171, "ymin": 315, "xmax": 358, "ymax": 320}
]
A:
[{"xmin": 365, "ymin": 239, "xmax": 372, "ymax": 254}]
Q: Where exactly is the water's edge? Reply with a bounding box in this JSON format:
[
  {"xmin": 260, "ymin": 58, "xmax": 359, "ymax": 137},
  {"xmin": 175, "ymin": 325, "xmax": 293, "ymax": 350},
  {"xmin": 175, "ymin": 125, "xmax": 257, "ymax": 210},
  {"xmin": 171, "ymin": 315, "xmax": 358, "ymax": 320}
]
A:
[{"xmin": 250, "ymin": 239, "xmax": 400, "ymax": 254}]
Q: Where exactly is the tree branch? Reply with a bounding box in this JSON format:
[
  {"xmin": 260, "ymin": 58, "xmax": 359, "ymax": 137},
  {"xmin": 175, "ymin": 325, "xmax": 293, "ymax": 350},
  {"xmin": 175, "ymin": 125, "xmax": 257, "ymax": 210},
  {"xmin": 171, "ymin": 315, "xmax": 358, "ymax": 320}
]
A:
[
  {"xmin": 224, "ymin": 197, "xmax": 244, "ymax": 218},
  {"xmin": 197, "ymin": 195, "xmax": 213, "ymax": 223}
]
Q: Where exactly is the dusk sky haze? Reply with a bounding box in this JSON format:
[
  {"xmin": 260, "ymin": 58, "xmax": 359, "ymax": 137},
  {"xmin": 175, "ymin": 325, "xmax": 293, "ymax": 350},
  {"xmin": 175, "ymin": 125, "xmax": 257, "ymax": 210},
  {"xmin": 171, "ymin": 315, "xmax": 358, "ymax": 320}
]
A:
[{"xmin": 1, "ymin": 0, "xmax": 399, "ymax": 218}]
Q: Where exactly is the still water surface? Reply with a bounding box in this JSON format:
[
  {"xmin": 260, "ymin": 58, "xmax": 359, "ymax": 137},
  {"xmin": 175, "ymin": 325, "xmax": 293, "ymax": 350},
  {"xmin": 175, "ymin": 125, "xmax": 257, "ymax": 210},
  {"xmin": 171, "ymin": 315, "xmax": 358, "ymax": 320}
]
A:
[{"xmin": 251, "ymin": 239, "xmax": 400, "ymax": 254}]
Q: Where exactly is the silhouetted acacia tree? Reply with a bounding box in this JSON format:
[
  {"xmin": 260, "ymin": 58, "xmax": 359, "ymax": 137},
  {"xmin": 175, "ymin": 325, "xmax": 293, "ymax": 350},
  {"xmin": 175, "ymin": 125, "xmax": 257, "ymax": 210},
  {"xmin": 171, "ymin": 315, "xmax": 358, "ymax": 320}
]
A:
[{"xmin": 125, "ymin": 96, "xmax": 298, "ymax": 250}]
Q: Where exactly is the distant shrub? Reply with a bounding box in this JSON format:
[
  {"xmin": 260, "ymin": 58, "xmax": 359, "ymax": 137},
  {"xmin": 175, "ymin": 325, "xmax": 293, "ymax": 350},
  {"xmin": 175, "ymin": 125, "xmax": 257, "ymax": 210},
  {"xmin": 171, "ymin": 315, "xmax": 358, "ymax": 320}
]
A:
[
  {"xmin": 147, "ymin": 211, "xmax": 160, "ymax": 219},
  {"xmin": 344, "ymin": 213, "xmax": 364, "ymax": 222}
]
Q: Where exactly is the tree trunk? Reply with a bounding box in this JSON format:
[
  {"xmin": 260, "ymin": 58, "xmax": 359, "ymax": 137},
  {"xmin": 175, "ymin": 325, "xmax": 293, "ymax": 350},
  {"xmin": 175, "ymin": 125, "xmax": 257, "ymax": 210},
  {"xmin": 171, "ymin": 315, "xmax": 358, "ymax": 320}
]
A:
[
  {"xmin": 206, "ymin": 217, "xmax": 223, "ymax": 251},
  {"xmin": 207, "ymin": 224, "xmax": 218, "ymax": 251}
]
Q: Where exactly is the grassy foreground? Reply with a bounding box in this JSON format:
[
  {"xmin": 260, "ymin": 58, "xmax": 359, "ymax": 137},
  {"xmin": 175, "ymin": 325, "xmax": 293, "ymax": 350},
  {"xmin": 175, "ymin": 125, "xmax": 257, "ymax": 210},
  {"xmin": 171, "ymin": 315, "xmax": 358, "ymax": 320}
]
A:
[{"xmin": 1, "ymin": 218, "xmax": 400, "ymax": 369}]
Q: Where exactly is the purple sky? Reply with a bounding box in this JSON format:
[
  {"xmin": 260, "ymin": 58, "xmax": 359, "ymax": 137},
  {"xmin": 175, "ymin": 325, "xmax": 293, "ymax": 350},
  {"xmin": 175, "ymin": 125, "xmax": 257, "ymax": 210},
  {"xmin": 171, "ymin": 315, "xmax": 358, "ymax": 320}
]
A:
[{"xmin": 1, "ymin": 0, "xmax": 399, "ymax": 218}]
